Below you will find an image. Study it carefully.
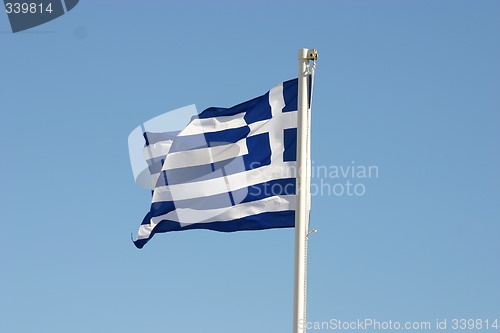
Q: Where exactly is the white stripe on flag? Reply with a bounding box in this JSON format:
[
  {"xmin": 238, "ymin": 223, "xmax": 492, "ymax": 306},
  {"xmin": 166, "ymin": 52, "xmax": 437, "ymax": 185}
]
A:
[
  {"xmin": 152, "ymin": 161, "xmax": 296, "ymax": 202},
  {"xmin": 137, "ymin": 223, "xmax": 154, "ymax": 240},
  {"xmin": 143, "ymin": 140, "xmax": 173, "ymax": 160},
  {"xmin": 178, "ymin": 112, "xmax": 247, "ymax": 136},
  {"xmin": 136, "ymin": 194, "xmax": 296, "ymax": 239},
  {"xmin": 164, "ymin": 139, "xmax": 248, "ymax": 170}
]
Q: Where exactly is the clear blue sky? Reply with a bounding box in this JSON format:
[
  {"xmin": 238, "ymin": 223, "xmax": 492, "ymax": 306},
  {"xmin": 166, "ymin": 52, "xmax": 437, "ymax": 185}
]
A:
[{"xmin": 1, "ymin": 1, "xmax": 499, "ymax": 332}]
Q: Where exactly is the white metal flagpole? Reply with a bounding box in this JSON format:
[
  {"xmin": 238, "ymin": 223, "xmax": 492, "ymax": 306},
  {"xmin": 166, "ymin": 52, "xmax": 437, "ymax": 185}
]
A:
[{"xmin": 293, "ymin": 48, "xmax": 318, "ymax": 333}]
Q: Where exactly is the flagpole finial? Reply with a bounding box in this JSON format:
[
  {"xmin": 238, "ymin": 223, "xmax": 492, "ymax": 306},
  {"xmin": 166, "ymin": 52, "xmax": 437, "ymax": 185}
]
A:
[
  {"xmin": 299, "ymin": 48, "xmax": 318, "ymax": 61},
  {"xmin": 308, "ymin": 49, "xmax": 318, "ymax": 60}
]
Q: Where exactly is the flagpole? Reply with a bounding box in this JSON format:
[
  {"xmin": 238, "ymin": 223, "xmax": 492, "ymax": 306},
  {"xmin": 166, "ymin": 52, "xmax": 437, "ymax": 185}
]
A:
[{"xmin": 294, "ymin": 48, "xmax": 317, "ymax": 333}]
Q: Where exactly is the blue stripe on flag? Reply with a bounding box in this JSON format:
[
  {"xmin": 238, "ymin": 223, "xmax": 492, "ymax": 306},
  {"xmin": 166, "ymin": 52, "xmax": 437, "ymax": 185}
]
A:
[
  {"xmin": 134, "ymin": 210, "xmax": 295, "ymax": 249},
  {"xmin": 282, "ymin": 79, "xmax": 298, "ymax": 113},
  {"xmin": 283, "ymin": 128, "xmax": 297, "ymax": 162},
  {"xmin": 198, "ymin": 93, "xmax": 272, "ymax": 124},
  {"xmin": 169, "ymin": 126, "xmax": 250, "ymax": 153}
]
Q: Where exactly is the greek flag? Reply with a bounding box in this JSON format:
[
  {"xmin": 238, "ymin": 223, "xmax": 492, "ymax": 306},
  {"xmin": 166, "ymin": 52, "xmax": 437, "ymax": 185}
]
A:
[{"xmin": 134, "ymin": 79, "xmax": 299, "ymax": 248}]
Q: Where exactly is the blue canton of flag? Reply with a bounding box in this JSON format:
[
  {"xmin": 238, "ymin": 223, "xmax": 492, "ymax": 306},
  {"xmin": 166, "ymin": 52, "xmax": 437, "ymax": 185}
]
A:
[{"xmin": 134, "ymin": 79, "xmax": 299, "ymax": 248}]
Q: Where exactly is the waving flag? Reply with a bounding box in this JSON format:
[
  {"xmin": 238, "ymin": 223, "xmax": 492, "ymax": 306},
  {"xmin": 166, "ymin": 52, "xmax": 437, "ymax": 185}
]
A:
[{"xmin": 133, "ymin": 79, "xmax": 299, "ymax": 248}]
